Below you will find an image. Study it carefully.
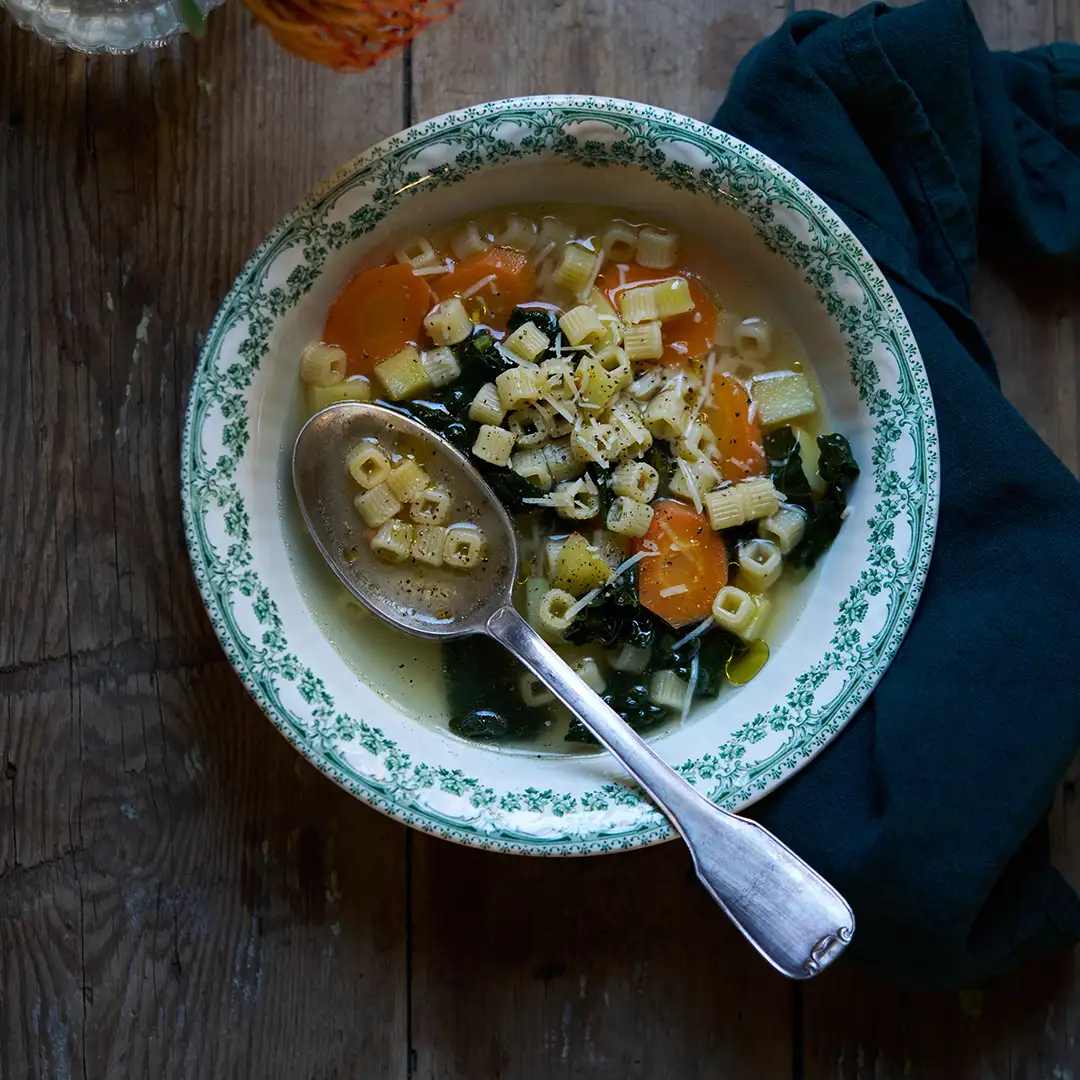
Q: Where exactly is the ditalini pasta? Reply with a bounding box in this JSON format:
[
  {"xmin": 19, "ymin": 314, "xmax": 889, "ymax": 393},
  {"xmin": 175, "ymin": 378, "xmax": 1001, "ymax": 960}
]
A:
[{"xmin": 300, "ymin": 203, "xmax": 860, "ymax": 748}]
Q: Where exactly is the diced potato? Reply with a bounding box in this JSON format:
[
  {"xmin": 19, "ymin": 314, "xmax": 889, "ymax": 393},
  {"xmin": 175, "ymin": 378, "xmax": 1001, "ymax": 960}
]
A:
[
  {"xmin": 551, "ymin": 532, "xmax": 612, "ymax": 597},
  {"xmin": 750, "ymin": 372, "xmax": 816, "ymax": 427},
  {"xmin": 375, "ymin": 346, "xmax": 432, "ymax": 401}
]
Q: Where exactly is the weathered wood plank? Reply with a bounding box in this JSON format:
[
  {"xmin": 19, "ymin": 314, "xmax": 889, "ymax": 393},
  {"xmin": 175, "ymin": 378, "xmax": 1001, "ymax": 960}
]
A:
[
  {"xmin": 408, "ymin": 3, "xmax": 794, "ymax": 1077},
  {"xmin": 0, "ymin": 4, "xmax": 405, "ymax": 667},
  {"xmin": 1, "ymin": 657, "xmax": 409, "ymax": 1080},
  {"xmin": 1, "ymin": 6, "xmax": 411, "ymax": 1078}
]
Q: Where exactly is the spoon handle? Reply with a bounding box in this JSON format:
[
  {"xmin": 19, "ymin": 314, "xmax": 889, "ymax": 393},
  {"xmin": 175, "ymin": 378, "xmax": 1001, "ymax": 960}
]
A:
[{"xmin": 485, "ymin": 604, "xmax": 855, "ymax": 979}]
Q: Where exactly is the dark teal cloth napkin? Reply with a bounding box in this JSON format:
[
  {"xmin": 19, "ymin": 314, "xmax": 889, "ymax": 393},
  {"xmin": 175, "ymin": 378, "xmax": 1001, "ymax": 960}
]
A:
[{"xmin": 714, "ymin": 0, "xmax": 1080, "ymax": 987}]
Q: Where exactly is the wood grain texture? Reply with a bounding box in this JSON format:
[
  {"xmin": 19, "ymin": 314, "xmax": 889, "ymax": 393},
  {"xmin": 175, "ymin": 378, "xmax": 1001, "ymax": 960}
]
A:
[{"xmin": 0, "ymin": 6, "xmax": 411, "ymax": 1078}]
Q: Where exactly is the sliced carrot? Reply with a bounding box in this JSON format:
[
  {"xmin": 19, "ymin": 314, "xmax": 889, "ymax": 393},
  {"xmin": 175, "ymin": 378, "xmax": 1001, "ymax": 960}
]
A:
[
  {"xmin": 324, "ymin": 262, "xmax": 433, "ymax": 375},
  {"xmin": 635, "ymin": 500, "xmax": 728, "ymax": 628},
  {"xmin": 434, "ymin": 247, "xmax": 535, "ymax": 330},
  {"xmin": 598, "ymin": 264, "xmax": 717, "ymax": 365},
  {"xmin": 705, "ymin": 372, "xmax": 766, "ymax": 483}
]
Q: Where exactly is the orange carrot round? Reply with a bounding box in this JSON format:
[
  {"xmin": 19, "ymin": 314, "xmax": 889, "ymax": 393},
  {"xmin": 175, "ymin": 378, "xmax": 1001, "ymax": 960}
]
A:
[
  {"xmin": 599, "ymin": 264, "xmax": 717, "ymax": 365},
  {"xmin": 635, "ymin": 500, "xmax": 728, "ymax": 628},
  {"xmin": 324, "ymin": 262, "xmax": 433, "ymax": 375},
  {"xmin": 434, "ymin": 247, "xmax": 535, "ymax": 330},
  {"xmin": 705, "ymin": 372, "xmax": 766, "ymax": 483}
]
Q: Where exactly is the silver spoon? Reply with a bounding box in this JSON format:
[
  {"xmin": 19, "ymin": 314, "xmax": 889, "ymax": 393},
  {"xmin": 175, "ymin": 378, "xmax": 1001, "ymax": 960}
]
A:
[{"xmin": 293, "ymin": 400, "xmax": 855, "ymax": 979}]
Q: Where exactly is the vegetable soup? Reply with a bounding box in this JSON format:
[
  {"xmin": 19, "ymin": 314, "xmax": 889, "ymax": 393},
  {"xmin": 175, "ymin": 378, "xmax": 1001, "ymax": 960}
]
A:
[{"xmin": 287, "ymin": 204, "xmax": 860, "ymax": 751}]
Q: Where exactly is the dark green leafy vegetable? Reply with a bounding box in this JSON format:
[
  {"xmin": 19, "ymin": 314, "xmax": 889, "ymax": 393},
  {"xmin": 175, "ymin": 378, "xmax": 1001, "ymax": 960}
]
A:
[
  {"xmin": 482, "ymin": 467, "xmax": 544, "ymax": 512},
  {"xmin": 817, "ymin": 433, "xmax": 860, "ymax": 489},
  {"xmin": 563, "ymin": 564, "xmax": 654, "ymax": 649},
  {"xmin": 506, "ymin": 306, "xmax": 559, "ymax": 346},
  {"xmin": 648, "ymin": 626, "xmax": 739, "ymax": 699},
  {"xmin": 763, "ymin": 427, "xmax": 813, "ymax": 510},
  {"xmin": 790, "ymin": 486, "xmax": 846, "ymax": 569},
  {"xmin": 444, "ymin": 638, "xmax": 545, "ymax": 741},
  {"xmin": 589, "ymin": 466, "xmax": 614, "ymax": 520},
  {"xmin": 565, "ymin": 673, "xmax": 669, "ymax": 743},
  {"xmin": 644, "ymin": 443, "xmax": 674, "ymax": 489}
]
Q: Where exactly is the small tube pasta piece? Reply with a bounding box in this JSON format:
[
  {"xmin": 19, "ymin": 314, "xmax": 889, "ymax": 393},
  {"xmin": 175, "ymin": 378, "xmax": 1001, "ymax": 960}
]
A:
[
  {"xmin": 539, "ymin": 356, "xmax": 576, "ymax": 402},
  {"xmin": 645, "ymin": 381, "xmax": 694, "ymax": 440},
  {"xmin": 559, "ymin": 305, "xmax": 606, "ymax": 347},
  {"xmin": 511, "ymin": 447, "xmax": 553, "ymax": 491},
  {"xmin": 594, "ymin": 346, "xmax": 632, "ymax": 390},
  {"xmin": 519, "ymin": 672, "xmax": 554, "ymax": 707},
  {"xmin": 711, "ymin": 585, "xmax": 756, "ymax": 636},
  {"xmin": 734, "ymin": 317, "xmax": 773, "ymax": 362},
  {"xmin": 442, "ymin": 524, "xmax": 487, "ymax": 569},
  {"xmin": 535, "ymin": 401, "xmax": 572, "ymax": 439},
  {"xmin": 743, "ymin": 595, "xmax": 772, "ymax": 642},
  {"xmin": 552, "ymin": 245, "xmax": 600, "ymax": 295},
  {"xmin": 612, "ymin": 460, "xmax": 660, "ymax": 502},
  {"xmin": 308, "ymin": 377, "xmax": 372, "ymax": 412},
  {"xmin": 503, "ymin": 321, "xmax": 550, "ymax": 362},
  {"xmin": 451, "ymin": 221, "xmax": 490, "ymax": 261},
  {"xmin": 421, "ymin": 346, "xmax": 461, "ymax": 388},
  {"xmin": 495, "ymin": 366, "xmax": 542, "ymax": 410},
  {"xmin": 506, "ymin": 406, "xmax": 550, "ymax": 448},
  {"xmin": 737, "ymin": 538, "xmax": 783, "ymax": 591},
  {"xmin": 636, "ymin": 226, "xmax": 679, "ymax": 269},
  {"xmin": 409, "ymin": 486, "xmax": 452, "ymax": 526},
  {"xmin": 395, "ymin": 235, "xmax": 440, "ymax": 270},
  {"xmin": 347, "ymin": 443, "xmax": 392, "ymax": 490},
  {"xmin": 355, "ymin": 482, "xmax": 402, "ymax": 528},
  {"xmin": 496, "ymin": 213, "xmax": 537, "ymax": 252},
  {"xmin": 670, "ymin": 457, "xmax": 723, "ymax": 505},
  {"xmin": 554, "ymin": 476, "xmax": 601, "ymax": 520},
  {"xmin": 570, "ymin": 420, "xmax": 615, "ymax": 466},
  {"xmin": 300, "ymin": 343, "xmax": 347, "ymax": 386},
  {"xmin": 609, "ymin": 642, "xmax": 652, "ymax": 674},
  {"xmin": 607, "ymin": 396, "xmax": 653, "ymax": 458},
  {"xmin": 649, "ymin": 670, "xmax": 689, "ymax": 711},
  {"xmin": 677, "ymin": 421, "xmax": 718, "ymax": 462},
  {"xmin": 525, "ymin": 576, "xmax": 551, "ymax": 633},
  {"xmin": 538, "ymin": 588, "xmax": 577, "ymax": 635},
  {"xmin": 619, "ymin": 285, "xmax": 659, "ymax": 325},
  {"xmin": 543, "ymin": 439, "xmax": 585, "ymax": 483},
  {"xmin": 412, "ymin": 524, "xmax": 448, "ymax": 567},
  {"xmin": 623, "ymin": 322, "xmax": 664, "ymax": 362},
  {"xmin": 472, "ymin": 424, "xmax": 516, "ymax": 467},
  {"xmin": 738, "ymin": 477, "xmax": 782, "ymax": 520},
  {"xmin": 576, "ymin": 356, "xmax": 622, "ymax": 411},
  {"xmin": 750, "ymin": 372, "xmax": 816, "ymax": 426},
  {"xmin": 574, "ymin": 657, "xmax": 607, "ymax": 695},
  {"xmin": 601, "ymin": 222, "xmax": 638, "ymax": 261},
  {"xmin": 628, "ymin": 366, "xmax": 666, "ymax": 402},
  {"xmin": 424, "ymin": 297, "xmax": 472, "ymax": 347},
  {"xmin": 370, "ymin": 519, "xmax": 414, "ymax": 563},
  {"xmin": 758, "ymin": 504, "xmax": 808, "ymax": 555},
  {"xmin": 386, "ymin": 459, "xmax": 430, "ymax": 503},
  {"xmin": 375, "ymin": 346, "xmax": 432, "ymax": 401},
  {"xmin": 468, "ymin": 382, "xmax": 506, "ymax": 426},
  {"xmin": 606, "ymin": 495, "xmax": 655, "ymax": 538},
  {"xmin": 703, "ymin": 477, "xmax": 781, "ymax": 530},
  {"xmin": 653, "ymin": 278, "xmax": 695, "ymax": 320}
]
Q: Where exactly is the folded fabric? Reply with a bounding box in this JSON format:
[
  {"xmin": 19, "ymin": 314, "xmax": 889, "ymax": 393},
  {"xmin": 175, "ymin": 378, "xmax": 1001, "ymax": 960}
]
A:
[{"xmin": 714, "ymin": 0, "xmax": 1080, "ymax": 987}]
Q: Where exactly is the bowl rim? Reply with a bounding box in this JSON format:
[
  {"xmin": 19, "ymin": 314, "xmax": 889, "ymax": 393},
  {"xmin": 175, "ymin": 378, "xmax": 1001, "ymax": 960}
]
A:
[{"xmin": 181, "ymin": 94, "xmax": 940, "ymax": 855}]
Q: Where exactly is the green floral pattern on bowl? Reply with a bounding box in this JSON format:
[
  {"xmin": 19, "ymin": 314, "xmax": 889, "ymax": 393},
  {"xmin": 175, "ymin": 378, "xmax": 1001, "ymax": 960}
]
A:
[{"xmin": 181, "ymin": 96, "xmax": 939, "ymax": 855}]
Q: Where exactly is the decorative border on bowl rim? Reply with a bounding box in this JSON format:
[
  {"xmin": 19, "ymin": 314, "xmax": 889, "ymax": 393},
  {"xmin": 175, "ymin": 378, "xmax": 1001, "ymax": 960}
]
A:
[{"xmin": 181, "ymin": 95, "xmax": 939, "ymax": 855}]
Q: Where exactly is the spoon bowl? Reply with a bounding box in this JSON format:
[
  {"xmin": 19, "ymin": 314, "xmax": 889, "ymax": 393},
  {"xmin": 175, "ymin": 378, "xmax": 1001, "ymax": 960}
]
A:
[
  {"xmin": 293, "ymin": 400, "xmax": 856, "ymax": 980},
  {"xmin": 293, "ymin": 402, "xmax": 517, "ymax": 638}
]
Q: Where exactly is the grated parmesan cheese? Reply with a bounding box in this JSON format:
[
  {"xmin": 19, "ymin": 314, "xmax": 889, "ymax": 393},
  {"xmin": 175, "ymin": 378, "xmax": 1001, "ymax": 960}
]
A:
[
  {"xmin": 460, "ymin": 273, "xmax": 498, "ymax": 299},
  {"xmin": 563, "ymin": 548, "xmax": 660, "ymax": 622},
  {"xmin": 677, "ymin": 458, "xmax": 704, "ymax": 514},
  {"xmin": 681, "ymin": 653, "xmax": 700, "ymax": 725},
  {"xmin": 658, "ymin": 584, "xmax": 689, "ymax": 598},
  {"xmin": 671, "ymin": 616, "xmax": 714, "ymax": 650},
  {"xmin": 411, "ymin": 262, "xmax": 452, "ymax": 277}
]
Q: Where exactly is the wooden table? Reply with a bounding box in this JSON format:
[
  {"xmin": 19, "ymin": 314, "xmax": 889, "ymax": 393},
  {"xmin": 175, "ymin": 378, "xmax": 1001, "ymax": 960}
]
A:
[{"xmin": 2, "ymin": 0, "xmax": 1078, "ymax": 1075}]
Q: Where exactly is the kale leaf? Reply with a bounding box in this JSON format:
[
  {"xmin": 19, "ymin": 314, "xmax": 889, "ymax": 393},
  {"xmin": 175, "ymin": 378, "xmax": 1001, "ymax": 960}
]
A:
[
  {"xmin": 444, "ymin": 637, "xmax": 545, "ymax": 741},
  {"xmin": 790, "ymin": 486, "xmax": 846, "ymax": 569},
  {"xmin": 817, "ymin": 433, "xmax": 860, "ymax": 489},
  {"xmin": 506, "ymin": 306, "xmax": 560, "ymax": 347},
  {"xmin": 565, "ymin": 672, "xmax": 669, "ymax": 743},
  {"xmin": 763, "ymin": 426, "xmax": 813, "ymax": 510},
  {"xmin": 648, "ymin": 626, "xmax": 739, "ymax": 699}
]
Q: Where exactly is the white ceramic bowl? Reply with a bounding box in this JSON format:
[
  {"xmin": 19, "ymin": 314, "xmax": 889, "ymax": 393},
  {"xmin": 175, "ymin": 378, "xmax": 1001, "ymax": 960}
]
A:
[{"xmin": 181, "ymin": 96, "xmax": 938, "ymax": 855}]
